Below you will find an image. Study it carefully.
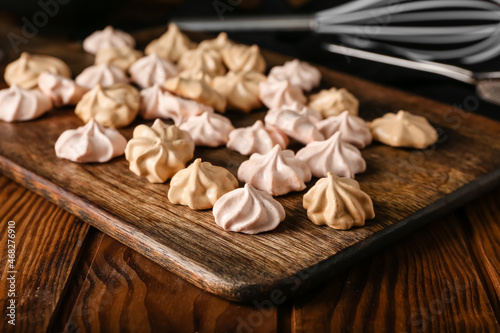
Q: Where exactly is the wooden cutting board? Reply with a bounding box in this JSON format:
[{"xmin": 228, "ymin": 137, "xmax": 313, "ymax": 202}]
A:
[{"xmin": 1, "ymin": 28, "xmax": 499, "ymax": 302}]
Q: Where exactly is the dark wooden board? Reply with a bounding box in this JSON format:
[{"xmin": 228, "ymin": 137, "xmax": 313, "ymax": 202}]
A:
[{"xmin": 1, "ymin": 28, "xmax": 500, "ymax": 301}]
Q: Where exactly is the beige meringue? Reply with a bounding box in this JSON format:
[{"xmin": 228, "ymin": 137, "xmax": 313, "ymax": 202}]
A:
[
  {"xmin": 145, "ymin": 23, "xmax": 196, "ymax": 62},
  {"xmin": 55, "ymin": 118, "xmax": 127, "ymax": 163},
  {"xmin": 227, "ymin": 120, "xmax": 288, "ymax": 156},
  {"xmin": 370, "ymin": 110, "xmax": 438, "ymax": 149},
  {"xmin": 268, "ymin": 59, "xmax": 321, "ymax": 91},
  {"xmin": 38, "ymin": 72, "xmax": 88, "ymax": 107},
  {"xmin": 168, "ymin": 158, "xmax": 238, "ymax": 210},
  {"xmin": 213, "ymin": 183, "xmax": 285, "ymax": 234},
  {"xmin": 303, "ymin": 172, "xmax": 375, "ymax": 230},
  {"xmin": 177, "ymin": 68, "xmax": 213, "ymax": 85},
  {"xmin": 221, "ymin": 44, "xmax": 266, "ymax": 73},
  {"xmin": 309, "ymin": 87, "xmax": 359, "ymax": 118},
  {"xmin": 316, "ymin": 111, "xmax": 372, "ymax": 148},
  {"xmin": 83, "ymin": 26, "xmax": 135, "ymax": 55},
  {"xmin": 264, "ymin": 108, "xmax": 324, "ymax": 144},
  {"xmin": 125, "ymin": 119, "xmax": 194, "ymax": 183},
  {"xmin": 4, "ymin": 52, "xmax": 71, "ymax": 89},
  {"xmin": 95, "ymin": 46, "xmax": 142, "ymax": 71},
  {"xmin": 238, "ymin": 145, "xmax": 311, "ymax": 196},
  {"xmin": 296, "ymin": 132, "xmax": 366, "ymax": 178},
  {"xmin": 177, "ymin": 48, "xmax": 226, "ymax": 77},
  {"xmin": 179, "ymin": 112, "xmax": 234, "ymax": 147},
  {"xmin": 164, "ymin": 77, "xmax": 226, "ymax": 112},
  {"xmin": 212, "ymin": 71, "xmax": 266, "ymax": 112},
  {"xmin": 0, "ymin": 84, "xmax": 52, "ymax": 122},
  {"xmin": 198, "ymin": 32, "xmax": 234, "ymax": 51},
  {"xmin": 75, "ymin": 83, "xmax": 140, "ymax": 128},
  {"xmin": 75, "ymin": 64, "xmax": 129, "ymax": 89},
  {"xmin": 259, "ymin": 79, "xmax": 307, "ymax": 109},
  {"xmin": 129, "ymin": 54, "xmax": 180, "ymax": 88},
  {"xmin": 281, "ymin": 101, "xmax": 323, "ymax": 124}
]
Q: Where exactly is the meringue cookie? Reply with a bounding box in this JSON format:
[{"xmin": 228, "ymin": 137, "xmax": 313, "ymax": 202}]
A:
[
  {"xmin": 125, "ymin": 119, "xmax": 194, "ymax": 183},
  {"xmin": 213, "ymin": 183, "xmax": 286, "ymax": 234},
  {"xmin": 4, "ymin": 52, "xmax": 71, "ymax": 89},
  {"xmin": 83, "ymin": 26, "xmax": 135, "ymax": 55},
  {"xmin": 164, "ymin": 77, "xmax": 226, "ymax": 112},
  {"xmin": 227, "ymin": 120, "xmax": 289, "ymax": 156},
  {"xmin": 212, "ymin": 71, "xmax": 266, "ymax": 112},
  {"xmin": 303, "ymin": 172, "xmax": 375, "ymax": 230},
  {"xmin": 177, "ymin": 48, "xmax": 226, "ymax": 77},
  {"xmin": 268, "ymin": 59, "xmax": 321, "ymax": 91},
  {"xmin": 238, "ymin": 145, "xmax": 311, "ymax": 196},
  {"xmin": 316, "ymin": 111, "xmax": 372, "ymax": 148},
  {"xmin": 296, "ymin": 132, "xmax": 366, "ymax": 178},
  {"xmin": 281, "ymin": 101, "xmax": 323, "ymax": 124},
  {"xmin": 38, "ymin": 72, "xmax": 88, "ymax": 107},
  {"xmin": 370, "ymin": 110, "xmax": 438, "ymax": 149},
  {"xmin": 55, "ymin": 118, "xmax": 127, "ymax": 163},
  {"xmin": 0, "ymin": 84, "xmax": 52, "ymax": 122},
  {"xmin": 221, "ymin": 44, "xmax": 266, "ymax": 73},
  {"xmin": 145, "ymin": 23, "xmax": 196, "ymax": 62},
  {"xmin": 198, "ymin": 32, "xmax": 234, "ymax": 51},
  {"xmin": 75, "ymin": 83, "xmax": 140, "ymax": 128},
  {"xmin": 94, "ymin": 46, "xmax": 142, "ymax": 71},
  {"xmin": 168, "ymin": 158, "xmax": 238, "ymax": 210},
  {"xmin": 129, "ymin": 54, "xmax": 180, "ymax": 88},
  {"xmin": 309, "ymin": 88, "xmax": 359, "ymax": 118},
  {"xmin": 264, "ymin": 108, "xmax": 324, "ymax": 144},
  {"xmin": 75, "ymin": 64, "xmax": 129, "ymax": 89},
  {"xmin": 177, "ymin": 68, "xmax": 213, "ymax": 85},
  {"xmin": 259, "ymin": 80, "xmax": 307, "ymax": 109},
  {"xmin": 179, "ymin": 112, "xmax": 234, "ymax": 147}
]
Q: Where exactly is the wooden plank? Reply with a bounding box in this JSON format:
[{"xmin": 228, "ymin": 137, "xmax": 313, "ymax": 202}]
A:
[
  {"xmin": 291, "ymin": 213, "xmax": 500, "ymax": 332},
  {"xmin": 0, "ymin": 176, "xmax": 89, "ymax": 332}
]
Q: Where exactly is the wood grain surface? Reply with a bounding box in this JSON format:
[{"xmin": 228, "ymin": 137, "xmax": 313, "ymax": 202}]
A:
[{"xmin": 0, "ymin": 28, "xmax": 500, "ymax": 301}]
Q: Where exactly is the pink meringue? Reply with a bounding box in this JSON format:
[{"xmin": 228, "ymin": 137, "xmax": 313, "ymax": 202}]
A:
[
  {"xmin": 179, "ymin": 112, "xmax": 234, "ymax": 147},
  {"xmin": 264, "ymin": 108, "xmax": 324, "ymax": 144},
  {"xmin": 83, "ymin": 26, "xmax": 135, "ymax": 55},
  {"xmin": 38, "ymin": 72, "xmax": 88, "ymax": 107},
  {"xmin": 0, "ymin": 84, "xmax": 52, "ymax": 122},
  {"xmin": 55, "ymin": 118, "xmax": 127, "ymax": 163},
  {"xmin": 238, "ymin": 145, "xmax": 311, "ymax": 196},
  {"xmin": 316, "ymin": 111, "xmax": 372, "ymax": 148},
  {"xmin": 227, "ymin": 120, "xmax": 288, "ymax": 156},
  {"xmin": 296, "ymin": 132, "xmax": 366, "ymax": 178},
  {"xmin": 129, "ymin": 54, "xmax": 180, "ymax": 88},
  {"xmin": 268, "ymin": 59, "xmax": 321, "ymax": 91},
  {"xmin": 75, "ymin": 64, "xmax": 129, "ymax": 89},
  {"xmin": 281, "ymin": 101, "xmax": 323, "ymax": 124},
  {"xmin": 259, "ymin": 79, "xmax": 307, "ymax": 109},
  {"xmin": 213, "ymin": 184, "xmax": 286, "ymax": 234}
]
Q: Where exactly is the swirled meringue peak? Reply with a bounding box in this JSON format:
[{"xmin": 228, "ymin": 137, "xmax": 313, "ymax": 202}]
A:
[
  {"xmin": 370, "ymin": 110, "xmax": 438, "ymax": 149},
  {"xmin": 55, "ymin": 118, "xmax": 127, "ymax": 163},
  {"xmin": 83, "ymin": 26, "xmax": 135, "ymax": 55},
  {"xmin": 179, "ymin": 112, "xmax": 234, "ymax": 147},
  {"xmin": 178, "ymin": 48, "xmax": 226, "ymax": 77},
  {"xmin": 178, "ymin": 68, "xmax": 213, "ymax": 85},
  {"xmin": 238, "ymin": 145, "xmax": 311, "ymax": 196},
  {"xmin": 75, "ymin": 64, "xmax": 129, "ymax": 89},
  {"xmin": 168, "ymin": 158, "xmax": 238, "ymax": 210},
  {"xmin": 75, "ymin": 83, "xmax": 140, "ymax": 128},
  {"xmin": 259, "ymin": 79, "xmax": 307, "ymax": 109},
  {"xmin": 213, "ymin": 184, "xmax": 286, "ymax": 234},
  {"xmin": 281, "ymin": 101, "xmax": 322, "ymax": 124},
  {"xmin": 212, "ymin": 71, "xmax": 266, "ymax": 112},
  {"xmin": 268, "ymin": 59, "xmax": 321, "ymax": 91},
  {"xmin": 125, "ymin": 119, "xmax": 194, "ymax": 183},
  {"xmin": 316, "ymin": 111, "xmax": 372, "ymax": 148},
  {"xmin": 4, "ymin": 52, "xmax": 71, "ymax": 89},
  {"xmin": 227, "ymin": 120, "xmax": 288, "ymax": 156},
  {"xmin": 309, "ymin": 88, "xmax": 359, "ymax": 118},
  {"xmin": 164, "ymin": 77, "xmax": 226, "ymax": 112},
  {"xmin": 95, "ymin": 46, "xmax": 142, "ymax": 71},
  {"xmin": 38, "ymin": 72, "xmax": 88, "ymax": 107},
  {"xmin": 296, "ymin": 132, "xmax": 366, "ymax": 178},
  {"xmin": 129, "ymin": 54, "xmax": 180, "ymax": 88},
  {"xmin": 145, "ymin": 23, "xmax": 196, "ymax": 62},
  {"xmin": 303, "ymin": 172, "xmax": 375, "ymax": 230},
  {"xmin": 221, "ymin": 44, "xmax": 266, "ymax": 73},
  {"xmin": 199, "ymin": 32, "xmax": 234, "ymax": 51},
  {"xmin": 264, "ymin": 108, "xmax": 324, "ymax": 144},
  {"xmin": 0, "ymin": 84, "xmax": 52, "ymax": 122}
]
